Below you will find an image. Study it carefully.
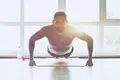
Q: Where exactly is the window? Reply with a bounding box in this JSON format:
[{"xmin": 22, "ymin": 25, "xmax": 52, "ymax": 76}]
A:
[
  {"xmin": 106, "ymin": 0, "xmax": 120, "ymax": 19},
  {"xmin": 24, "ymin": 0, "xmax": 58, "ymax": 22},
  {"xmin": 66, "ymin": 0, "xmax": 99, "ymax": 22},
  {"xmin": 104, "ymin": 26, "xmax": 120, "ymax": 53},
  {"xmin": 0, "ymin": 0, "xmax": 20, "ymax": 22},
  {"xmin": 1, "ymin": 0, "xmax": 120, "ymax": 57},
  {"xmin": 0, "ymin": 26, "xmax": 20, "ymax": 52}
]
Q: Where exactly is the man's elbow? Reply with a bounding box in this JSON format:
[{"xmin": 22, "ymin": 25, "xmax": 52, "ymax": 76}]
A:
[
  {"xmin": 87, "ymin": 36, "xmax": 93, "ymax": 44},
  {"xmin": 29, "ymin": 36, "xmax": 36, "ymax": 44}
]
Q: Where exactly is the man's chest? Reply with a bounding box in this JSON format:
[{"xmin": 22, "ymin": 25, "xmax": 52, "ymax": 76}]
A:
[{"xmin": 47, "ymin": 32, "xmax": 74, "ymax": 46}]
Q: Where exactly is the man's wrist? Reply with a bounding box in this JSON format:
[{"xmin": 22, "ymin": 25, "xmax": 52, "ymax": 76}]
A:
[
  {"xmin": 88, "ymin": 59, "xmax": 92, "ymax": 61},
  {"xmin": 88, "ymin": 57, "xmax": 92, "ymax": 61}
]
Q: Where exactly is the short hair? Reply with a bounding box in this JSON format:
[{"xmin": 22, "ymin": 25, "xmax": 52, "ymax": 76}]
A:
[{"xmin": 54, "ymin": 11, "xmax": 67, "ymax": 19}]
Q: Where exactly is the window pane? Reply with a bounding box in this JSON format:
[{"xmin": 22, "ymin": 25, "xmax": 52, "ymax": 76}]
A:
[
  {"xmin": 0, "ymin": 26, "xmax": 20, "ymax": 52},
  {"xmin": 70, "ymin": 24, "xmax": 99, "ymax": 55},
  {"xmin": 24, "ymin": 0, "xmax": 58, "ymax": 22},
  {"xmin": 107, "ymin": 0, "xmax": 120, "ymax": 19},
  {"xmin": 104, "ymin": 26, "xmax": 120, "ymax": 53},
  {"xmin": 24, "ymin": 26, "xmax": 49, "ymax": 55},
  {"xmin": 66, "ymin": 0, "xmax": 99, "ymax": 22},
  {"xmin": 0, "ymin": 0, "xmax": 20, "ymax": 22}
]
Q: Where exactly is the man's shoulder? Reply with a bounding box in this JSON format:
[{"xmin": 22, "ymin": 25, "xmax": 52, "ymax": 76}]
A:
[
  {"xmin": 41, "ymin": 24, "xmax": 53, "ymax": 32},
  {"xmin": 43, "ymin": 24, "xmax": 53, "ymax": 29},
  {"xmin": 66, "ymin": 25, "xmax": 77, "ymax": 31}
]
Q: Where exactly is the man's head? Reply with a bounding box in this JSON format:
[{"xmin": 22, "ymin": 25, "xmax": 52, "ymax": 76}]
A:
[{"xmin": 52, "ymin": 11, "xmax": 67, "ymax": 33}]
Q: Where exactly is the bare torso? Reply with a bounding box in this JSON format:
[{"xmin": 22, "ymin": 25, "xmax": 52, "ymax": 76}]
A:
[{"xmin": 44, "ymin": 25, "xmax": 76, "ymax": 53}]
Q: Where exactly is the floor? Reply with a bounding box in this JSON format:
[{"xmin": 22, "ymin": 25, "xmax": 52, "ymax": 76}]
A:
[{"xmin": 0, "ymin": 58, "xmax": 120, "ymax": 80}]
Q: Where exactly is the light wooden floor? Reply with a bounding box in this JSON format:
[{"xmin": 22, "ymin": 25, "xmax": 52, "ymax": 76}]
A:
[{"xmin": 0, "ymin": 58, "xmax": 120, "ymax": 80}]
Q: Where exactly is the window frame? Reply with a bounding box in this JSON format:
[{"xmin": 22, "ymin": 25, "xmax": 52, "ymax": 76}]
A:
[{"xmin": 0, "ymin": 0, "xmax": 120, "ymax": 57}]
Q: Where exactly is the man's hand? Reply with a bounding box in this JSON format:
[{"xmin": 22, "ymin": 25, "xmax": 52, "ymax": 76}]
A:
[
  {"xmin": 86, "ymin": 60, "xmax": 93, "ymax": 66},
  {"xmin": 29, "ymin": 60, "xmax": 36, "ymax": 66}
]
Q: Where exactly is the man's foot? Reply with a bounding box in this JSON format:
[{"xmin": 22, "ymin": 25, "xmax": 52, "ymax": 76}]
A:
[
  {"xmin": 86, "ymin": 60, "xmax": 93, "ymax": 66},
  {"xmin": 29, "ymin": 60, "xmax": 36, "ymax": 66}
]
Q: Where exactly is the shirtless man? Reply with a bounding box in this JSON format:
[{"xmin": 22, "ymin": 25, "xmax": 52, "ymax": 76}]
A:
[{"xmin": 29, "ymin": 11, "xmax": 93, "ymax": 66}]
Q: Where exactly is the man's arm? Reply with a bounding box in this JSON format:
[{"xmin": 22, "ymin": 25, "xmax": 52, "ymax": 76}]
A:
[
  {"xmin": 29, "ymin": 27, "xmax": 46, "ymax": 60},
  {"xmin": 75, "ymin": 32, "xmax": 93, "ymax": 61}
]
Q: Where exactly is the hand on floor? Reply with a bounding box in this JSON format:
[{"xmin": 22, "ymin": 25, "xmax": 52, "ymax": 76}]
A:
[
  {"xmin": 86, "ymin": 60, "xmax": 93, "ymax": 67},
  {"xmin": 29, "ymin": 60, "xmax": 36, "ymax": 66}
]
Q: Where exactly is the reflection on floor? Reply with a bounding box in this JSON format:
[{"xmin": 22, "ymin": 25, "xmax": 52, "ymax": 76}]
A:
[{"xmin": 0, "ymin": 58, "xmax": 120, "ymax": 80}]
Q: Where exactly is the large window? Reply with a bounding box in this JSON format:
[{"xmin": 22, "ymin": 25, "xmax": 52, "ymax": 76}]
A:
[{"xmin": 1, "ymin": 0, "xmax": 120, "ymax": 56}]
